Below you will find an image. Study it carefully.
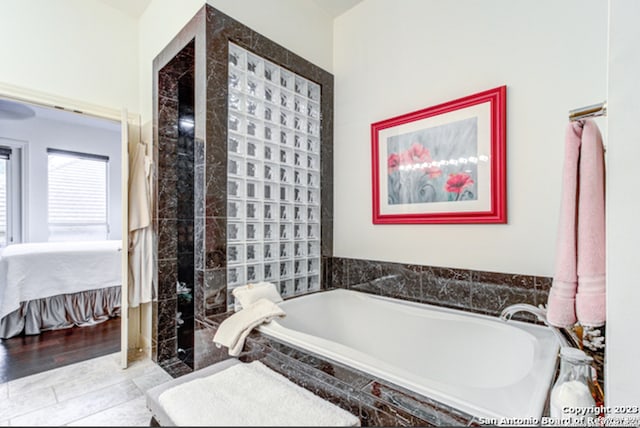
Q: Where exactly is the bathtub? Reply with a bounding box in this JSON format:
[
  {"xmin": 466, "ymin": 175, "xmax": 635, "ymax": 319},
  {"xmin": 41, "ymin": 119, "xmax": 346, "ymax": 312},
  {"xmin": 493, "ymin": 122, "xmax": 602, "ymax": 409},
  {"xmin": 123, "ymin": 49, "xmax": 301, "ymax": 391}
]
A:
[{"xmin": 258, "ymin": 289, "xmax": 559, "ymax": 421}]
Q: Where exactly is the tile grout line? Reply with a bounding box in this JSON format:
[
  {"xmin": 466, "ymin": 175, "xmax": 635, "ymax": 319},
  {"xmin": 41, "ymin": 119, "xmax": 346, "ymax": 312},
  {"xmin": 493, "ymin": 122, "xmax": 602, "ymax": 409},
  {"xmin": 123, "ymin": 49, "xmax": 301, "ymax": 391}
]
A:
[
  {"xmin": 5, "ymin": 388, "xmax": 67, "ymax": 425},
  {"xmin": 1, "ymin": 386, "xmax": 57, "ymax": 422},
  {"xmin": 61, "ymin": 396, "xmax": 143, "ymax": 427},
  {"xmin": 64, "ymin": 376, "xmax": 156, "ymax": 427},
  {"xmin": 9, "ymin": 379, "xmax": 141, "ymax": 426},
  {"xmin": 3, "ymin": 353, "xmax": 157, "ymax": 426}
]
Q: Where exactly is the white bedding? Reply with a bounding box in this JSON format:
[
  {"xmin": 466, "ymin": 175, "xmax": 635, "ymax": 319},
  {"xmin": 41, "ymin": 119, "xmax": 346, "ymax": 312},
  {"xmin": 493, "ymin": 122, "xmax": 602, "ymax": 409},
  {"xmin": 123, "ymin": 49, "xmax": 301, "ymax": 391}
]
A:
[{"xmin": 0, "ymin": 240, "xmax": 122, "ymax": 319}]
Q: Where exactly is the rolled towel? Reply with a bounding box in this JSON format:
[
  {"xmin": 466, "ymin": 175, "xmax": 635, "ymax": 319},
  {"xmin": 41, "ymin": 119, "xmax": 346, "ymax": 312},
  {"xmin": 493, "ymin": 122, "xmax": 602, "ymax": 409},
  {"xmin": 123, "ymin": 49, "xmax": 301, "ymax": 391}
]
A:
[
  {"xmin": 213, "ymin": 298, "xmax": 285, "ymax": 356},
  {"xmin": 232, "ymin": 281, "xmax": 282, "ymax": 311}
]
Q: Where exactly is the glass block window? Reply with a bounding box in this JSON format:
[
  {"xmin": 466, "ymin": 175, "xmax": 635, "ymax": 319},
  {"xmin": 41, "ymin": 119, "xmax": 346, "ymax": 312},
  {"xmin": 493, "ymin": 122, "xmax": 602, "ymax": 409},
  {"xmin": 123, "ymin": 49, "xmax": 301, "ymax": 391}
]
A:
[{"xmin": 227, "ymin": 42, "xmax": 321, "ymax": 306}]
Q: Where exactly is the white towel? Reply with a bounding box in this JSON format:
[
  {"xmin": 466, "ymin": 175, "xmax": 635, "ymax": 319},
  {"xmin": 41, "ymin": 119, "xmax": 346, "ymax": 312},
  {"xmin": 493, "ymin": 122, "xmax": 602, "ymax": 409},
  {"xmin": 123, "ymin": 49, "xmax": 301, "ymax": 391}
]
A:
[
  {"xmin": 158, "ymin": 360, "xmax": 361, "ymax": 426},
  {"xmin": 128, "ymin": 142, "xmax": 153, "ymax": 307},
  {"xmin": 213, "ymin": 298, "xmax": 285, "ymax": 356},
  {"xmin": 232, "ymin": 281, "xmax": 282, "ymax": 310}
]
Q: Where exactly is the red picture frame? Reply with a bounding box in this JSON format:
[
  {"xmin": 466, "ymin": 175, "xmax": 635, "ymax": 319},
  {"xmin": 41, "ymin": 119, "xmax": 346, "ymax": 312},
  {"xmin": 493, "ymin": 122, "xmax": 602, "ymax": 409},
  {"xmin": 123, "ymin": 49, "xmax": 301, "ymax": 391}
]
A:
[{"xmin": 371, "ymin": 86, "xmax": 506, "ymax": 224}]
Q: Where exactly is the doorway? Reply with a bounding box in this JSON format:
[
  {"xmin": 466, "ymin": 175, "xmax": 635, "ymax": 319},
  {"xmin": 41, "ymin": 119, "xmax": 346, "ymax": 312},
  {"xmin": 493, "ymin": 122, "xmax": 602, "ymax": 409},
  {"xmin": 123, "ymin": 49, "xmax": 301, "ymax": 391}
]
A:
[{"xmin": 0, "ymin": 97, "xmax": 125, "ymax": 380}]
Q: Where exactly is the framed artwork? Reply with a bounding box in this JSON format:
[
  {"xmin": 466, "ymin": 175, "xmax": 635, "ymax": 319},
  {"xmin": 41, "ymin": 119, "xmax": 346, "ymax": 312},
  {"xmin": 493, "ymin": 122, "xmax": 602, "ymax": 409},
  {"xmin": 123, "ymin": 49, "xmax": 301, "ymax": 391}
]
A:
[{"xmin": 371, "ymin": 86, "xmax": 507, "ymax": 224}]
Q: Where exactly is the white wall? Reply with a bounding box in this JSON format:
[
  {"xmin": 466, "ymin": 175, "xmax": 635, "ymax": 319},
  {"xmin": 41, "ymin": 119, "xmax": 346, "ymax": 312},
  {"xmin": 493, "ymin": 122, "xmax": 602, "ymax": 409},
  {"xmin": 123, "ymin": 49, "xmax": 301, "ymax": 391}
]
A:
[
  {"xmin": 138, "ymin": 0, "xmax": 334, "ymax": 142},
  {"xmin": 0, "ymin": 112, "xmax": 122, "ymax": 242},
  {"xmin": 333, "ymin": 0, "xmax": 608, "ymax": 276},
  {"xmin": 605, "ymin": 0, "xmax": 640, "ymax": 407},
  {"xmin": 0, "ymin": 0, "xmax": 138, "ymax": 113},
  {"xmin": 137, "ymin": 0, "xmax": 202, "ymax": 140},
  {"xmin": 206, "ymin": 0, "xmax": 334, "ymax": 72}
]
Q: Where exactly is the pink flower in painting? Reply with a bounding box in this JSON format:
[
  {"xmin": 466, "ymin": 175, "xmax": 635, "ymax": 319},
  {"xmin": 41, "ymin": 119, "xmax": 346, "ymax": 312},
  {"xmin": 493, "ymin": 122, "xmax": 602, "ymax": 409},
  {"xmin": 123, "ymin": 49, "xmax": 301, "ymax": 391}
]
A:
[
  {"xmin": 425, "ymin": 165, "xmax": 442, "ymax": 179},
  {"xmin": 405, "ymin": 143, "xmax": 442, "ymax": 178},
  {"xmin": 399, "ymin": 150, "xmax": 414, "ymax": 166},
  {"xmin": 407, "ymin": 143, "xmax": 431, "ymax": 163},
  {"xmin": 388, "ymin": 153, "xmax": 400, "ymax": 173},
  {"xmin": 445, "ymin": 173, "xmax": 474, "ymax": 193}
]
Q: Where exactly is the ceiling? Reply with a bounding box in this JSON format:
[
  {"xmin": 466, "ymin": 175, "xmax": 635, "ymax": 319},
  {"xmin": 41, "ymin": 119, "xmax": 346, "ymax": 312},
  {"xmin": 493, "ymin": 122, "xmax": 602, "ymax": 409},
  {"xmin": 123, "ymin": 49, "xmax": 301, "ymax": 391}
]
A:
[
  {"xmin": 97, "ymin": 0, "xmax": 362, "ymax": 20},
  {"xmin": 97, "ymin": 0, "xmax": 152, "ymax": 19},
  {"xmin": 0, "ymin": 98, "xmax": 120, "ymax": 132},
  {"xmin": 312, "ymin": 0, "xmax": 363, "ymax": 18}
]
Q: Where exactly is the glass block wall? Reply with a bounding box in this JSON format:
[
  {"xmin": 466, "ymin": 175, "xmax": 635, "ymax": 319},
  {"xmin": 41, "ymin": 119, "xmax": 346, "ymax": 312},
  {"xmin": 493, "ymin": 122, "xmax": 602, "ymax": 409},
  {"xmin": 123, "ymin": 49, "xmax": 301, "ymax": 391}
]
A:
[{"xmin": 226, "ymin": 42, "xmax": 322, "ymax": 307}]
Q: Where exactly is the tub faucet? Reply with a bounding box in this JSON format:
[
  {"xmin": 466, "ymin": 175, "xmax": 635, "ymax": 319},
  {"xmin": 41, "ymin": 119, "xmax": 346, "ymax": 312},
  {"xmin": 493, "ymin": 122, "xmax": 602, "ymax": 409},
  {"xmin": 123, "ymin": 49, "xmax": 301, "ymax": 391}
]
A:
[{"xmin": 499, "ymin": 303, "xmax": 581, "ymax": 348}]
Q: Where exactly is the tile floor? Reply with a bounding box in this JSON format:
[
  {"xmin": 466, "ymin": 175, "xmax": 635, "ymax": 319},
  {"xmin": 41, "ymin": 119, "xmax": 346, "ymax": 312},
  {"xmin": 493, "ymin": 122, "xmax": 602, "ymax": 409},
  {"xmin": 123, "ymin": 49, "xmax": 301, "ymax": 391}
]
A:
[{"xmin": 0, "ymin": 351, "xmax": 172, "ymax": 426}]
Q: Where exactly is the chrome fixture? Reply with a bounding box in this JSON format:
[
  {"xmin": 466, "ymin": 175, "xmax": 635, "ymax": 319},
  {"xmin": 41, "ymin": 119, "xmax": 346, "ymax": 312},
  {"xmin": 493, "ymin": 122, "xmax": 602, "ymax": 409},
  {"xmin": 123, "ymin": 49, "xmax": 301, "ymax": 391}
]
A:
[
  {"xmin": 569, "ymin": 101, "xmax": 607, "ymax": 122},
  {"xmin": 500, "ymin": 303, "xmax": 581, "ymax": 348}
]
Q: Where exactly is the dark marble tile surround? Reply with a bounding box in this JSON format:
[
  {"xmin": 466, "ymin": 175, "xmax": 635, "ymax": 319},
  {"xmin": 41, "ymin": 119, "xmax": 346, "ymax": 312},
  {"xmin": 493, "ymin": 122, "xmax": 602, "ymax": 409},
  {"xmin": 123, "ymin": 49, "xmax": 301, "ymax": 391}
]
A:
[
  {"xmin": 152, "ymin": 5, "xmax": 333, "ymax": 366},
  {"xmin": 176, "ymin": 73, "xmax": 196, "ymax": 368},
  {"xmin": 327, "ymin": 256, "xmax": 552, "ymax": 317},
  {"xmin": 154, "ymin": 40, "xmax": 195, "ymax": 363},
  {"xmin": 326, "ymin": 256, "xmax": 605, "ymax": 390}
]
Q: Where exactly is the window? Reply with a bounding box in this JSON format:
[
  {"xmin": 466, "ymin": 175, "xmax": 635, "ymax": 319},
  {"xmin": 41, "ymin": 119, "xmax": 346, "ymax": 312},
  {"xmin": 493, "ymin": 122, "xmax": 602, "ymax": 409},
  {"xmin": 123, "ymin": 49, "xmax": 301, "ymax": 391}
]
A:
[
  {"xmin": 0, "ymin": 144, "xmax": 23, "ymax": 247},
  {"xmin": 0, "ymin": 147, "xmax": 9, "ymax": 247},
  {"xmin": 47, "ymin": 149, "xmax": 109, "ymax": 241}
]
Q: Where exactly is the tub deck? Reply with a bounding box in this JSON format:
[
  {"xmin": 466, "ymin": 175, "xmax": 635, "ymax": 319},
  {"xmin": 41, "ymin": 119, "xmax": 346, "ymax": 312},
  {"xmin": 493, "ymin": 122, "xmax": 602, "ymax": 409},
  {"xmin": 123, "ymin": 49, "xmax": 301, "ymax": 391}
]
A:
[
  {"xmin": 202, "ymin": 314, "xmax": 526, "ymax": 426},
  {"xmin": 257, "ymin": 289, "xmax": 559, "ymax": 422}
]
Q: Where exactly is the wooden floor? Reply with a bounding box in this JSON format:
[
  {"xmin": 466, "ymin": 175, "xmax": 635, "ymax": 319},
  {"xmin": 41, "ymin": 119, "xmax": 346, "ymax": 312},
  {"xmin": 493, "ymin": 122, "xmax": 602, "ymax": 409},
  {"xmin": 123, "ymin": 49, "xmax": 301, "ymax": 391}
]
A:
[{"xmin": 0, "ymin": 317, "xmax": 121, "ymax": 383}]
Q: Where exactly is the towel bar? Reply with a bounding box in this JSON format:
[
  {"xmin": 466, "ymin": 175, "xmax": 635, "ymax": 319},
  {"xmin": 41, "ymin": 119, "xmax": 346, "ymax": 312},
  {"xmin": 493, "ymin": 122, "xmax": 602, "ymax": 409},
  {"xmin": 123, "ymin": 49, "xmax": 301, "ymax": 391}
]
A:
[{"xmin": 569, "ymin": 102, "xmax": 607, "ymax": 121}]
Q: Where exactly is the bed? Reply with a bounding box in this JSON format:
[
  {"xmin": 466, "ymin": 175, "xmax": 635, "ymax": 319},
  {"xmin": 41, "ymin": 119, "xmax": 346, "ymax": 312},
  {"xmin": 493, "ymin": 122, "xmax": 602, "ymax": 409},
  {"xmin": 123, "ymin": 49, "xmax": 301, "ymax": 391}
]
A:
[{"xmin": 0, "ymin": 240, "xmax": 122, "ymax": 339}]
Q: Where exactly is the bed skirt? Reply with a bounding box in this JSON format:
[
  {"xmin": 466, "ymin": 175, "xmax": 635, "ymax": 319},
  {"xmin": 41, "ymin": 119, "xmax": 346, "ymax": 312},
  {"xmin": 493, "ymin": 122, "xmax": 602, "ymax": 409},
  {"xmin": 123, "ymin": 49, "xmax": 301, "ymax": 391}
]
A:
[{"xmin": 0, "ymin": 285, "xmax": 121, "ymax": 339}]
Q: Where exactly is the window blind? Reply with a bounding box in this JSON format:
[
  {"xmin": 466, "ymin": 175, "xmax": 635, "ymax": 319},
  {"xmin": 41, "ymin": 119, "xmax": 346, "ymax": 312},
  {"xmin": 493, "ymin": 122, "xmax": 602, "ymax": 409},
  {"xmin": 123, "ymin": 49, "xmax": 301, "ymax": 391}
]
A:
[
  {"xmin": 0, "ymin": 147, "xmax": 11, "ymax": 160},
  {"xmin": 47, "ymin": 150, "xmax": 108, "ymax": 240}
]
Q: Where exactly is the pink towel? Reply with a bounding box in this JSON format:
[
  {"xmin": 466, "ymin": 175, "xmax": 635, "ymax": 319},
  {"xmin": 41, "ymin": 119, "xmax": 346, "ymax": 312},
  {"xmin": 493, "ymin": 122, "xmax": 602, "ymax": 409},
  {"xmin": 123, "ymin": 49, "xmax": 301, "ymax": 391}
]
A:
[{"xmin": 547, "ymin": 120, "xmax": 606, "ymax": 328}]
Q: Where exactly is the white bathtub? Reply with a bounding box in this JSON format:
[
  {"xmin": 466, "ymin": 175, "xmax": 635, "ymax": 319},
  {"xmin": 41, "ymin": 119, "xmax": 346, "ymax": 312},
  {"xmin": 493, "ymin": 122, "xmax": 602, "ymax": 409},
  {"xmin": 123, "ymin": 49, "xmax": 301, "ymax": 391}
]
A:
[{"xmin": 258, "ymin": 289, "xmax": 559, "ymax": 421}]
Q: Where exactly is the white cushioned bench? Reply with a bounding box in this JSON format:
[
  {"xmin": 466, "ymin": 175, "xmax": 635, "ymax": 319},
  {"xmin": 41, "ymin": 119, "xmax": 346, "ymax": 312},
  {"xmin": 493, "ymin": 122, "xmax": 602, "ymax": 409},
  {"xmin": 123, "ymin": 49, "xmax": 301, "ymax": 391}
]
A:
[{"xmin": 145, "ymin": 358, "xmax": 360, "ymax": 426}]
